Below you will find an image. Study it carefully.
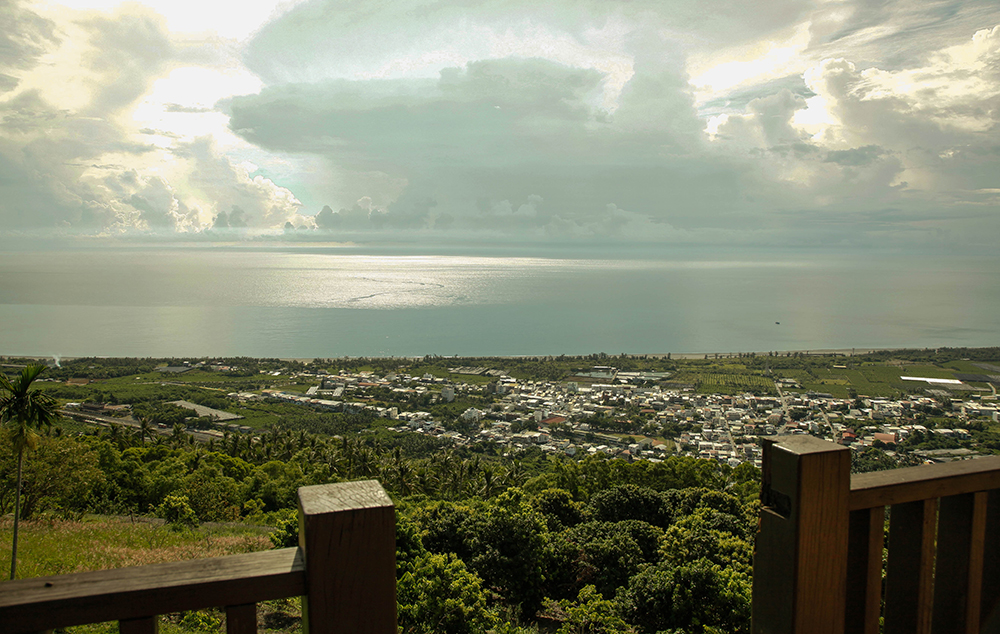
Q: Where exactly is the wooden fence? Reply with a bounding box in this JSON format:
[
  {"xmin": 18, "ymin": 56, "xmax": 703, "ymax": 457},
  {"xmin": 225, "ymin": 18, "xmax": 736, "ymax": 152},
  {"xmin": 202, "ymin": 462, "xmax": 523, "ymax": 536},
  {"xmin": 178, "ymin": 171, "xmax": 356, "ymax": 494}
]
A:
[
  {"xmin": 752, "ymin": 435, "xmax": 1000, "ymax": 634},
  {"xmin": 0, "ymin": 480, "xmax": 397, "ymax": 634},
  {"xmin": 11, "ymin": 437, "xmax": 1000, "ymax": 634}
]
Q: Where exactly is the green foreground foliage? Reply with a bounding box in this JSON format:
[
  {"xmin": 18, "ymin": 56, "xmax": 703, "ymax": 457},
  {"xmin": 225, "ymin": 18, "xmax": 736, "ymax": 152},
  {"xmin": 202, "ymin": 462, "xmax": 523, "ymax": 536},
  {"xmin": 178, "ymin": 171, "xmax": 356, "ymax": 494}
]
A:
[
  {"xmin": 1, "ymin": 424, "xmax": 757, "ymax": 634},
  {"xmin": 10, "ymin": 348, "xmax": 994, "ymax": 632}
]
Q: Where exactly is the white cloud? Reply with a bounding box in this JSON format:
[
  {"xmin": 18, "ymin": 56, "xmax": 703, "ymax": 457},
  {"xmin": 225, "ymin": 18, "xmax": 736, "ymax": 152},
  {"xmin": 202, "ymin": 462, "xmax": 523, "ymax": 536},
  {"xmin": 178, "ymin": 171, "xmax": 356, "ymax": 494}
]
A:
[
  {"xmin": 2, "ymin": 0, "xmax": 999, "ymax": 250},
  {"xmin": 709, "ymin": 89, "xmax": 808, "ymax": 147},
  {"xmin": 227, "ymin": 55, "xmax": 730, "ymax": 236},
  {"xmin": 132, "ymin": 66, "xmax": 263, "ymax": 148},
  {"xmin": 689, "ymin": 22, "xmax": 812, "ymax": 103},
  {"xmin": 42, "ymin": 0, "xmax": 304, "ymax": 40},
  {"xmin": 178, "ymin": 137, "xmax": 305, "ymax": 229},
  {"xmin": 0, "ymin": 2, "xmax": 318, "ymax": 236},
  {"xmin": 704, "ymin": 23, "xmax": 1000, "ymax": 226}
]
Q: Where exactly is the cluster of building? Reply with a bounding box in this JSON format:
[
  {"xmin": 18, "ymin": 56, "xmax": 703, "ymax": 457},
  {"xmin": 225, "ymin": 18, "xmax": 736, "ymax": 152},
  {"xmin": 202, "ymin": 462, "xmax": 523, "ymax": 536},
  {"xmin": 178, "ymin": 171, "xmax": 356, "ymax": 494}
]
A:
[{"xmin": 258, "ymin": 365, "xmax": 998, "ymax": 467}]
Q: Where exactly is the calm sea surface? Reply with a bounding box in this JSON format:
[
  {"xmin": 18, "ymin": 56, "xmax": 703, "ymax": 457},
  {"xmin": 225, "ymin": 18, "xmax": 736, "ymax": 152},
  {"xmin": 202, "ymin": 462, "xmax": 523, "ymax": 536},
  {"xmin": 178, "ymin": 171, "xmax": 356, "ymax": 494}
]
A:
[{"xmin": 0, "ymin": 247, "xmax": 997, "ymax": 358}]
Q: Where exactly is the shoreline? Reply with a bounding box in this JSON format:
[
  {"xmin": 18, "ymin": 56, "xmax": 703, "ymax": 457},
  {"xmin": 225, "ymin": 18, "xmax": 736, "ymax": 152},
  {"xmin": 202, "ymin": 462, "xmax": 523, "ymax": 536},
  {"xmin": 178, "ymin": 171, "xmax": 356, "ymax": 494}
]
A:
[{"xmin": 0, "ymin": 346, "xmax": 942, "ymax": 363}]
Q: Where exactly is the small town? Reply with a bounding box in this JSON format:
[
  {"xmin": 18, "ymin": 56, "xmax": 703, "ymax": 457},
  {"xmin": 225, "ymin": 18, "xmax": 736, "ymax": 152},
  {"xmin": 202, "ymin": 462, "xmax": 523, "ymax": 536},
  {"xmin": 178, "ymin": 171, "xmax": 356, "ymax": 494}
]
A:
[
  {"xmin": 259, "ymin": 365, "xmax": 1000, "ymax": 467},
  {"xmin": 6, "ymin": 349, "xmax": 1000, "ymax": 634},
  {"xmin": 57, "ymin": 354, "xmax": 1000, "ymax": 470}
]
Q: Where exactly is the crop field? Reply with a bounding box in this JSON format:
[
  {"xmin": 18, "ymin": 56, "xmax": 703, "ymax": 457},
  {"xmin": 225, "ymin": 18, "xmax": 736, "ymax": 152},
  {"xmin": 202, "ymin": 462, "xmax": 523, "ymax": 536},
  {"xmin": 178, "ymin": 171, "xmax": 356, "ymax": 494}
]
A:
[
  {"xmin": 700, "ymin": 373, "xmax": 774, "ymax": 389},
  {"xmin": 773, "ymin": 369, "xmax": 812, "ymax": 381},
  {"xmin": 770, "ymin": 361, "xmax": 977, "ymax": 398},
  {"xmin": 802, "ymin": 369, "xmax": 849, "ymax": 382},
  {"xmin": 680, "ymin": 372, "xmax": 775, "ymax": 394}
]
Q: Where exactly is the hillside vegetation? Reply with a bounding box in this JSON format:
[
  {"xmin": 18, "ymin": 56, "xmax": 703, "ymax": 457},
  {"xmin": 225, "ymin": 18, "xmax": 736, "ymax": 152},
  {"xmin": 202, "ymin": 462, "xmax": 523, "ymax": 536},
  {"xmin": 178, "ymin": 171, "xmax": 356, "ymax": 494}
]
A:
[{"xmin": 3, "ymin": 347, "xmax": 999, "ymax": 633}]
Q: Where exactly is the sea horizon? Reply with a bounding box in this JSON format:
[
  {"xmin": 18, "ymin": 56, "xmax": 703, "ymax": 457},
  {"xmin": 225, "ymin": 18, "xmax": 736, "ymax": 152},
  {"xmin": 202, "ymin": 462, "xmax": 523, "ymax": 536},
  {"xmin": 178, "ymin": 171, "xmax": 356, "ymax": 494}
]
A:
[{"xmin": 1, "ymin": 245, "xmax": 997, "ymax": 359}]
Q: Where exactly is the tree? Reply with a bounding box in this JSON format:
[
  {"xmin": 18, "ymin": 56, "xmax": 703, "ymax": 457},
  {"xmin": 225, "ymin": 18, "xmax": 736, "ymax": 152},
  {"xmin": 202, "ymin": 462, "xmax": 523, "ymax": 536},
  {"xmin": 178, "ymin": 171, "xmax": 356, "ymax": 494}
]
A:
[
  {"xmin": 556, "ymin": 584, "xmax": 631, "ymax": 634},
  {"xmin": 547, "ymin": 520, "xmax": 663, "ymax": 600},
  {"xmin": 1, "ymin": 365, "xmax": 59, "ymax": 579},
  {"xmin": 0, "ymin": 433, "xmax": 102, "ymax": 521},
  {"xmin": 588, "ymin": 485, "xmax": 671, "ymax": 528},
  {"xmin": 397, "ymin": 552, "xmax": 496, "ymax": 634},
  {"xmin": 157, "ymin": 494, "xmax": 199, "ymax": 530},
  {"xmin": 616, "ymin": 559, "xmax": 751, "ymax": 633},
  {"xmin": 136, "ymin": 414, "xmax": 155, "ymax": 445},
  {"xmin": 463, "ymin": 488, "xmax": 548, "ymax": 617}
]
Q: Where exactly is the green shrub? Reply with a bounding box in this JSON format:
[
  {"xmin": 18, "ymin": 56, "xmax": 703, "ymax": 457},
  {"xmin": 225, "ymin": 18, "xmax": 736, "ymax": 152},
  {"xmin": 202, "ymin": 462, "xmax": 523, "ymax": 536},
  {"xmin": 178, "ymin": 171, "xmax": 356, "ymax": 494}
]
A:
[
  {"xmin": 268, "ymin": 509, "xmax": 299, "ymax": 548},
  {"xmin": 397, "ymin": 552, "xmax": 496, "ymax": 634},
  {"xmin": 157, "ymin": 494, "xmax": 198, "ymax": 530}
]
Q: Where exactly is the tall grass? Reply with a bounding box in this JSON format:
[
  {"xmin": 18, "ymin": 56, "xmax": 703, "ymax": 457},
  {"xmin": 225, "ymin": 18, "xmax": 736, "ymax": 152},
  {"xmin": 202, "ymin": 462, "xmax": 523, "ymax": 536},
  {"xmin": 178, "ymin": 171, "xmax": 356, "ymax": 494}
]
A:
[
  {"xmin": 0, "ymin": 517, "xmax": 299, "ymax": 633},
  {"xmin": 0, "ymin": 516, "xmax": 270, "ymax": 578}
]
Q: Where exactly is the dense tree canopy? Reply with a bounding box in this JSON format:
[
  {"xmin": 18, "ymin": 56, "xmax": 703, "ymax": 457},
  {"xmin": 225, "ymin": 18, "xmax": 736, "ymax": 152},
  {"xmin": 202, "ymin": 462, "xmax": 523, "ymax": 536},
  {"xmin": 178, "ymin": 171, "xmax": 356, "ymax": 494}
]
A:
[{"xmin": 3, "ymin": 405, "xmax": 758, "ymax": 632}]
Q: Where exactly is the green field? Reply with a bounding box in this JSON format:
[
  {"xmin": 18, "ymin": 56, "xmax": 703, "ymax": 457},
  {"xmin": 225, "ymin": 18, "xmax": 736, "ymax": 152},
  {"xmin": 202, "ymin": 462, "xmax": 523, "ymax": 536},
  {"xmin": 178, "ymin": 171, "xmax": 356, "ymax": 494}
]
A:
[
  {"xmin": 671, "ymin": 355, "xmax": 992, "ymax": 399},
  {"xmin": 778, "ymin": 361, "xmax": 977, "ymax": 398},
  {"xmin": 697, "ymin": 373, "xmax": 775, "ymax": 392},
  {"xmin": 10, "ymin": 350, "xmax": 1000, "ymax": 426}
]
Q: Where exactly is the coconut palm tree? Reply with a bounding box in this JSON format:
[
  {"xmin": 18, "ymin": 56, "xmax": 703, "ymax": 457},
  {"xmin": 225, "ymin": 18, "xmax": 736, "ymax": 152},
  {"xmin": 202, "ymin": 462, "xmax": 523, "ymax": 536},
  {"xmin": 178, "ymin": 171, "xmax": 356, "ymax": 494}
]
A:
[
  {"xmin": 1, "ymin": 365, "xmax": 59, "ymax": 580},
  {"xmin": 136, "ymin": 414, "xmax": 154, "ymax": 445}
]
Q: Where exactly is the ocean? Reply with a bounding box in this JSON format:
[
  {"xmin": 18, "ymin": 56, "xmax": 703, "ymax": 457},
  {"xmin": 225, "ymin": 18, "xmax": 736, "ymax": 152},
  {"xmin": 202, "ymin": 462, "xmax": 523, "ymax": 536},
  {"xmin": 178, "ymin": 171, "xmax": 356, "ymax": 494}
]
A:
[{"xmin": 0, "ymin": 246, "xmax": 996, "ymax": 358}]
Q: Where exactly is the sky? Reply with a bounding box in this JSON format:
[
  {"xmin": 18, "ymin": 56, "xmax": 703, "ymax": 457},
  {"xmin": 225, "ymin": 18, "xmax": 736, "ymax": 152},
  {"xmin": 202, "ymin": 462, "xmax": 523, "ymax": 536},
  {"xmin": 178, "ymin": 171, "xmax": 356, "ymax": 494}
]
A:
[{"xmin": 1, "ymin": 0, "xmax": 998, "ymax": 251}]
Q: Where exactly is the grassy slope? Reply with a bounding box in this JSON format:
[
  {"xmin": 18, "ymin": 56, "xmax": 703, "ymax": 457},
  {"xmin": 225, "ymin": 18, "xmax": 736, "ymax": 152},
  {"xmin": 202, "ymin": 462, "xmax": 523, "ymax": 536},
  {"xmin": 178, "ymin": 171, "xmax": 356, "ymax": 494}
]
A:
[{"xmin": 0, "ymin": 517, "xmax": 297, "ymax": 633}]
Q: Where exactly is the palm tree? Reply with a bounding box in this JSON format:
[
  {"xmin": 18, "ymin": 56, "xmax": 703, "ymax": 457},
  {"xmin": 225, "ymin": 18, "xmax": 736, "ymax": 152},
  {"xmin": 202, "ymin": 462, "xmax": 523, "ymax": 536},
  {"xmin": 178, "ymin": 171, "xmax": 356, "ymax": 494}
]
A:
[
  {"xmin": 1, "ymin": 365, "xmax": 59, "ymax": 580},
  {"xmin": 107, "ymin": 422, "xmax": 123, "ymax": 448},
  {"xmin": 136, "ymin": 415, "xmax": 154, "ymax": 445}
]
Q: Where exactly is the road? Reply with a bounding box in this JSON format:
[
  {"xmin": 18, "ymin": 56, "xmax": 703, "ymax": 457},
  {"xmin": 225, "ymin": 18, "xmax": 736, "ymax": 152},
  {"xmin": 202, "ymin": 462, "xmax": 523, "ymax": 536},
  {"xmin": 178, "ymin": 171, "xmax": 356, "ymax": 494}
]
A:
[
  {"xmin": 774, "ymin": 381, "xmax": 791, "ymax": 434},
  {"xmin": 59, "ymin": 409, "xmax": 225, "ymax": 443}
]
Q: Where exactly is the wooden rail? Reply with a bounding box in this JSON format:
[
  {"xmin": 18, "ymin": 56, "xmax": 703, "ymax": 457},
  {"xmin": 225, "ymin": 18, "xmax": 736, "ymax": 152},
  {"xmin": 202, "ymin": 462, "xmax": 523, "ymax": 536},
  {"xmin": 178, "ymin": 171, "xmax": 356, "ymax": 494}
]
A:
[
  {"xmin": 0, "ymin": 480, "xmax": 396, "ymax": 634},
  {"xmin": 752, "ymin": 436, "xmax": 1000, "ymax": 634}
]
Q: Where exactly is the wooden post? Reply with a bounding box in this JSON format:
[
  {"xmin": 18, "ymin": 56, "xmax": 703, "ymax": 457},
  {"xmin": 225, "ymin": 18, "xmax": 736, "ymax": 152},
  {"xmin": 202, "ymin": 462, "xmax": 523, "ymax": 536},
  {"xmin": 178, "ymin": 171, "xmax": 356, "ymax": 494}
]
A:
[
  {"xmin": 119, "ymin": 616, "xmax": 157, "ymax": 634},
  {"xmin": 298, "ymin": 480, "xmax": 396, "ymax": 634},
  {"xmin": 932, "ymin": 493, "xmax": 982, "ymax": 634},
  {"xmin": 752, "ymin": 436, "xmax": 851, "ymax": 634},
  {"xmin": 225, "ymin": 603, "xmax": 257, "ymax": 634},
  {"xmin": 981, "ymin": 490, "xmax": 1000, "ymax": 631},
  {"xmin": 845, "ymin": 506, "xmax": 884, "ymax": 634},
  {"xmin": 884, "ymin": 498, "xmax": 938, "ymax": 634}
]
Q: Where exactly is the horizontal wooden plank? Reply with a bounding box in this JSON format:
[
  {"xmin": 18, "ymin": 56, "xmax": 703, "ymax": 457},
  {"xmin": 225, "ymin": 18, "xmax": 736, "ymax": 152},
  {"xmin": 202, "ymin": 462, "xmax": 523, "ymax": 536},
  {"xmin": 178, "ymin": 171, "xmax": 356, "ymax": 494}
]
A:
[
  {"xmin": 850, "ymin": 456, "xmax": 1000, "ymax": 511},
  {"xmin": 0, "ymin": 548, "xmax": 304, "ymax": 634}
]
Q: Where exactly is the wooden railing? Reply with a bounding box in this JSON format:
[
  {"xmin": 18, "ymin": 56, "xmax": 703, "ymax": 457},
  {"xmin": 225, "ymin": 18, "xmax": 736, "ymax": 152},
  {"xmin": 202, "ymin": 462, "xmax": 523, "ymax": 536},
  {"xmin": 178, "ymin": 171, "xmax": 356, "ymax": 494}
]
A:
[
  {"xmin": 0, "ymin": 480, "xmax": 397, "ymax": 634},
  {"xmin": 752, "ymin": 436, "xmax": 1000, "ymax": 634}
]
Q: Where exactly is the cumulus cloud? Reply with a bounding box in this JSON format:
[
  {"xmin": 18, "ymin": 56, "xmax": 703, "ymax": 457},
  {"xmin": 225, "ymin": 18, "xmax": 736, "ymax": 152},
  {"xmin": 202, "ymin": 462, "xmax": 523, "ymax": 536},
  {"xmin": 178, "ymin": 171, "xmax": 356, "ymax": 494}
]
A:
[
  {"xmin": 0, "ymin": 1, "xmax": 318, "ymax": 237},
  {"xmin": 709, "ymin": 89, "xmax": 808, "ymax": 148},
  {"xmin": 0, "ymin": 0, "xmax": 58, "ymax": 94},
  {"xmin": 230, "ymin": 58, "xmax": 610, "ymax": 160},
  {"xmin": 798, "ymin": 28, "xmax": 1000, "ymax": 198},
  {"xmin": 698, "ymin": 22, "xmax": 1000, "ymax": 249},
  {"xmin": 211, "ymin": 205, "xmax": 250, "ymax": 230},
  {"xmin": 1, "ymin": 0, "xmax": 998, "ymax": 250},
  {"xmin": 244, "ymin": 0, "xmax": 807, "ymax": 87},
  {"xmin": 176, "ymin": 137, "xmax": 306, "ymax": 229},
  {"xmin": 228, "ymin": 54, "xmax": 741, "ymax": 239},
  {"xmin": 79, "ymin": 9, "xmax": 174, "ymax": 114}
]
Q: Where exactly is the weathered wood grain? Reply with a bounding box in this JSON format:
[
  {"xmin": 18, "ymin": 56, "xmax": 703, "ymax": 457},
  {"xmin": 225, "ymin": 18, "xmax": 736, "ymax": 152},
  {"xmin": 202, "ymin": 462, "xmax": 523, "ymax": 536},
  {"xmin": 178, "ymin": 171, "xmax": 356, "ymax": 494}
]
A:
[
  {"xmin": 980, "ymin": 490, "xmax": 1000, "ymax": 631},
  {"xmin": 752, "ymin": 436, "xmax": 850, "ymax": 634},
  {"xmin": 845, "ymin": 506, "xmax": 884, "ymax": 634},
  {"xmin": 932, "ymin": 493, "xmax": 977, "ymax": 634},
  {"xmin": 299, "ymin": 480, "xmax": 397, "ymax": 634},
  {"xmin": 850, "ymin": 456, "xmax": 1000, "ymax": 511},
  {"xmin": 225, "ymin": 602, "xmax": 257, "ymax": 634},
  {"xmin": 884, "ymin": 499, "xmax": 937, "ymax": 634},
  {"xmin": 0, "ymin": 548, "xmax": 304, "ymax": 634},
  {"xmin": 965, "ymin": 492, "xmax": 988, "ymax": 634}
]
